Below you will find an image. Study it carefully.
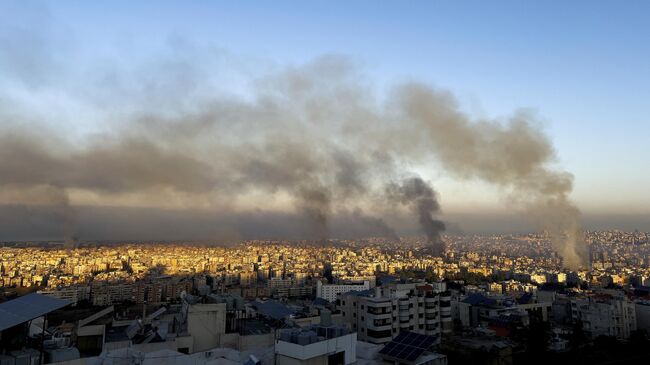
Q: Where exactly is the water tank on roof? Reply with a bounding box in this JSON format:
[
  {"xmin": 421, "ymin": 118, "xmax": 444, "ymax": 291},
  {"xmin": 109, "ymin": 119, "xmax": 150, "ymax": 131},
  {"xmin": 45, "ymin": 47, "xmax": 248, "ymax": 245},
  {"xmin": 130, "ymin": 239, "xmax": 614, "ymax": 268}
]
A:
[
  {"xmin": 296, "ymin": 332, "xmax": 310, "ymax": 345},
  {"xmin": 320, "ymin": 309, "xmax": 332, "ymax": 326},
  {"xmin": 290, "ymin": 331, "xmax": 299, "ymax": 344},
  {"xmin": 279, "ymin": 330, "xmax": 291, "ymax": 342}
]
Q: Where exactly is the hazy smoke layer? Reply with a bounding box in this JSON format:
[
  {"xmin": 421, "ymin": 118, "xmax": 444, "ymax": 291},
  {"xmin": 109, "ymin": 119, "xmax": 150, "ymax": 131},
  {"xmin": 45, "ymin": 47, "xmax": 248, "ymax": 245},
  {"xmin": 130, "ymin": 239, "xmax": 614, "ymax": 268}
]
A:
[
  {"xmin": 388, "ymin": 177, "xmax": 445, "ymax": 255},
  {"xmin": 0, "ymin": 26, "xmax": 587, "ymax": 267}
]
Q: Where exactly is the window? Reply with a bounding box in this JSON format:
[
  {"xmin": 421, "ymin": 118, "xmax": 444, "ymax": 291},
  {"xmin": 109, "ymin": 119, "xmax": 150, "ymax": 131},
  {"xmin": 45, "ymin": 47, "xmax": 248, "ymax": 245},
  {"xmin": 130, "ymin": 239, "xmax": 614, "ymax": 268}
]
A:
[
  {"xmin": 373, "ymin": 319, "xmax": 391, "ymax": 326},
  {"xmin": 368, "ymin": 306, "xmax": 389, "ymax": 315}
]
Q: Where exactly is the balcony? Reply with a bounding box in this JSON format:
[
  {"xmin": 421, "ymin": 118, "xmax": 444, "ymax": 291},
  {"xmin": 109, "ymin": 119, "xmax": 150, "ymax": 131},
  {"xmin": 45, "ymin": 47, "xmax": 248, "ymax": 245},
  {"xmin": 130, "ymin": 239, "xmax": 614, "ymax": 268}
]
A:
[
  {"xmin": 425, "ymin": 318, "xmax": 438, "ymax": 325},
  {"xmin": 367, "ymin": 304, "xmax": 391, "ymax": 315},
  {"xmin": 366, "ymin": 329, "xmax": 392, "ymax": 340},
  {"xmin": 369, "ymin": 323, "xmax": 392, "ymax": 332},
  {"xmin": 366, "ymin": 311, "xmax": 392, "ymax": 320}
]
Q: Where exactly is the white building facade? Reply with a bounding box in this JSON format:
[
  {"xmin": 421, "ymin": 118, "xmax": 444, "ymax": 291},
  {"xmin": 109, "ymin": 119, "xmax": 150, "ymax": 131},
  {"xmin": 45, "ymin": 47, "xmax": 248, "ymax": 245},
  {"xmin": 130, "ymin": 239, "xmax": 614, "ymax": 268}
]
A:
[
  {"xmin": 316, "ymin": 280, "xmax": 370, "ymax": 302},
  {"xmin": 339, "ymin": 282, "xmax": 446, "ymax": 345},
  {"xmin": 575, "ymin": 296, "xmax": 637, "ymax": 339}
]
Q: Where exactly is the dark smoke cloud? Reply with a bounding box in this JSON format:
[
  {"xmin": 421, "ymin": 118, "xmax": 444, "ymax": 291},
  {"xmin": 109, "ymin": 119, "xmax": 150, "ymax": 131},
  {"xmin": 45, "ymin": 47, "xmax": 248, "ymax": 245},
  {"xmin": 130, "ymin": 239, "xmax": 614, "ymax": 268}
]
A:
[
  {"xmin": 0, "ymin": 205, "xmax": 400, "ymax": 242},
  {"xmin": 0, "ymin": 15, "xmax": 588, "ymax": 267},
  {"xmin": 394, "ymin": 85, "xmax": 587, "ymax": 268},
  {"xmin": 0, "ymin": 184, "xmax": 76, "ymax": 240},
  {"xmin": 387, "ymin": 177, "xmax": 446, "ymax": 255}
]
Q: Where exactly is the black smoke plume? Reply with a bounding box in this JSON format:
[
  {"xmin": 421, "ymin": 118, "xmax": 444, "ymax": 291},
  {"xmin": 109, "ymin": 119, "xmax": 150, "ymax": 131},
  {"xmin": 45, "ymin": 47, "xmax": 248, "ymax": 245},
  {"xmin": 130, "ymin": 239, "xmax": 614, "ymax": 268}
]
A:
[{"xmin": 388, "ymin": 177, "xmax": 446, "ymax": 255}]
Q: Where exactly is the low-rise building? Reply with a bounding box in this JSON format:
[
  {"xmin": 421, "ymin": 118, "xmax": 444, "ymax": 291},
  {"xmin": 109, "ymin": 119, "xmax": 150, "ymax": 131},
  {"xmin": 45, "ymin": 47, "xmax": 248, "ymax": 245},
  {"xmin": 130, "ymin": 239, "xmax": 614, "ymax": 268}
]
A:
[{"xmin": 275, "ymin": 325, "xmax": 356, "ymax": 365}]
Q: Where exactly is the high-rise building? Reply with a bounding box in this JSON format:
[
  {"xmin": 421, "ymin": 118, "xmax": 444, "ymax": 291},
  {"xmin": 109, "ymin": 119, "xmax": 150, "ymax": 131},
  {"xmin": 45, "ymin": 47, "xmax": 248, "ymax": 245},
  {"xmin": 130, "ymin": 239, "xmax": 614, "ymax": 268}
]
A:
[{"xmin": 339, "ymin": 282, "xmax": 445, "ymax": 345}]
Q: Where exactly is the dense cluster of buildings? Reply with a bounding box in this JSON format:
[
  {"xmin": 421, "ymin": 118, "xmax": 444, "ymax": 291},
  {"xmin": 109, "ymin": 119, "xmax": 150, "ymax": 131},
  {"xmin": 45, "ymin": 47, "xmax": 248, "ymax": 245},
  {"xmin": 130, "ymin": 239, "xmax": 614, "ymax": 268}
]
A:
[
  {"xmin": 1, "ymin": 230, "xmax": 650, "ymax": 364},
  {"xmin": 2, "ymin": 231, "xmax": 650, "ymax": 305}
]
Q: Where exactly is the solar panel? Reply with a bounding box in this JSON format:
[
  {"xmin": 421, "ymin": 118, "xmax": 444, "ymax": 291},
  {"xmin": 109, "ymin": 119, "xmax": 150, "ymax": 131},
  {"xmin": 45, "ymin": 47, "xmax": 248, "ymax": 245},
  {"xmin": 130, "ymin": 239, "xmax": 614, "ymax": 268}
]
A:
[
  {"xmin": 382, "ymin": 342, "xmax": 397, "ymax": 352},
  {"xmin": 396, "ymin": 346, "xmax": 411, "ymax": 358},
  {"xmin": 385, "ymin": 345, "xmax": 399, "ymax": 357},
  {"xmin": 406, "ymin": 349, "xmax": 420, "ymax": 362},
  {"xmin": 378, "ymin": 331, "xmax": 436, "ymax": 363},
  {"xmin": 393, "ymin": 332, "xmax": 408, "ymax": 342}
]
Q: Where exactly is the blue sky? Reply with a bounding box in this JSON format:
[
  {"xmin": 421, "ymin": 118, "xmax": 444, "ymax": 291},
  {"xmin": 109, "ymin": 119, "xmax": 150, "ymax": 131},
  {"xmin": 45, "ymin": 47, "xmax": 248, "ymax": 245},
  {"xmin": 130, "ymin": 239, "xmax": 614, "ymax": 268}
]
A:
[{"xmin": 3, "ymin": 0, "xmax": 650, "ymax": 213}]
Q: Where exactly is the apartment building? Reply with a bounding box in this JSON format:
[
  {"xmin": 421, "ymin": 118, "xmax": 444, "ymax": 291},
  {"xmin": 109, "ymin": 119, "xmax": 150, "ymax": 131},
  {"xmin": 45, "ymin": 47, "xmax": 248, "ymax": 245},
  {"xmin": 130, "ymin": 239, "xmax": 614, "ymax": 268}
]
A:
[
  {"xmin": 316, "ymin": 280, "xmax": 370, "ymax": 302},
  {"xmin": 575, "ymin": 294, "xmax": 637, "ymax": 339},
  {"xmin": 338, "ymin": 282, "xmax": 447, "ymax": 345},
  {"xmin": 39, "ymin": 286, "xmax": 90, "ymax": 306},
  {"xmin": 91, "ymin": 282, "xmax": 135, "ymax": 306}
]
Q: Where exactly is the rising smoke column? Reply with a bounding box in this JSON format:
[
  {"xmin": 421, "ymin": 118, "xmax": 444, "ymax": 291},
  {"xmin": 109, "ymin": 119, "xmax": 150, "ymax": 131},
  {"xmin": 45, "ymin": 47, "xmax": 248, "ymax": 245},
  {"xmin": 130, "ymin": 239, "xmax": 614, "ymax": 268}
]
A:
[
  {"xmin": 394, "ymin": 84, "xmax": 588, "ymax": 268},
  {"xmin": 387, "ymin": 177, "xmax": 446, "ymax": 255}
]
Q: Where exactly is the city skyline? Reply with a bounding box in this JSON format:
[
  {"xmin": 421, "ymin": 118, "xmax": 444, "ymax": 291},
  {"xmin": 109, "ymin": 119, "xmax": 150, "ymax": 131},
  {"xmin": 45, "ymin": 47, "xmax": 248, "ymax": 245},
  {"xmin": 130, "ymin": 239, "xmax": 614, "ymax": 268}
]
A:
[{"xmin": 4, "ymin": 3, "xmax": 650, "ymax": 364}]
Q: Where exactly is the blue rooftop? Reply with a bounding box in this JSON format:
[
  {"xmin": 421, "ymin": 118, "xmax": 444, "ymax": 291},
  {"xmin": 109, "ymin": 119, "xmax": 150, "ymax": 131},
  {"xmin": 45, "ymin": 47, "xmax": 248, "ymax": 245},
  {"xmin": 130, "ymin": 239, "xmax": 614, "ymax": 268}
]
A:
[
  {"xmin": 0, "ymin": 293, "xmax": 70, "ymax": 331},
  {"xmin": 312, "ymin": 297, "xmax": 330, "ymax": 306},
  {"xmin": 462, "ymin": 293, "xmax": 497, "ymax": 306}
]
